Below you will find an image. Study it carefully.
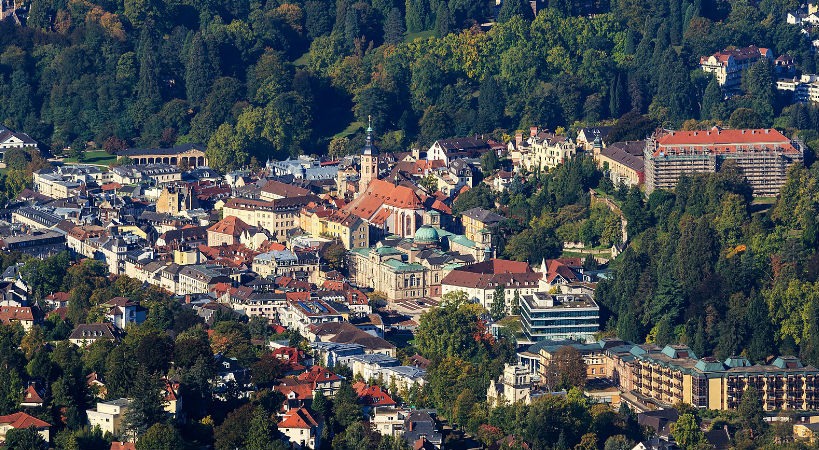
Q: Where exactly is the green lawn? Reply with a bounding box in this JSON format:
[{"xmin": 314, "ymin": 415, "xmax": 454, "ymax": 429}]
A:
[
  {"xmin": 293, "ymin": 51, "xmax": 310, "ymax": 67},
  {"xmin": 64, "ymin": 150, "xmax": 118, "ymax": 166},
  {"xmin": 404, "ymin": 30, "xmax": 435, "ymax": 42},
  {"xmin": 333, "ymin": 121, "xmax": 365, "ymax": 139}
]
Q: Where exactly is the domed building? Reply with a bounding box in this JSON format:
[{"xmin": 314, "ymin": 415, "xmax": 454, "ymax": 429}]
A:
[{"xmin": 413, "ymin": 225, "xmax": 439, "ymax": 247}]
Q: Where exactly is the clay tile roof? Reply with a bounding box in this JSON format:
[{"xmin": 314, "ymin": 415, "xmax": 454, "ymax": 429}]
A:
[
  {"xmin": 654, "ymin": 128, "xmax": 798, "ymax": 156},
  {"xmin": 22, "ymin": 385, "xmax": 44, "ymax": 404},
  {"xmin": 298, "ymin": 366, "xmax": 341, "ymax": 384},
  {"xmin": 353, "ymin": 383, "xmax": 397, "ymax": 407},
  {"xmin": 274, "ymin": 382, "xmax": 314, "ymax": 400},
  {"xmin": 207, "ymin": 215, "xmax": 254, "ymax": 236},
  {"xmin": 278, "ymin": 407, "xmax": 318, "ymax": 429},
  {"xmin": 110, "ymin": 442, "xmax": 137, "ymax": 450},
  {"xmin": 0, "ymin": 411, "xmax": 51, "ymax": 429},
  {"xmin": 0, "ymin": 306, "xmax": 34, "ymax": 322}
]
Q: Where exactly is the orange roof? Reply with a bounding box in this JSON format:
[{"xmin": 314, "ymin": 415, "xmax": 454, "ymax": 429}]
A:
[
  {"xmin": 274, "ymin": 382, "xmax": 314, "ymax": 400},
  {"xmin": 0, "ymin": 306, "xmax": 34, "ymax": 322},
  {"xmin": 111, "ymin": 443, "xmax": 136, "ymax": 450},
  {"xmin": 352, "ymin": 382, "xmax": 397, "ymax": 407},
  {"xmin": 207, "ymin": 215, "xmax": 253, "ymax": 236},
  {"xmin": 344, "ymin": 179, "xmax": 423, "ymax": 221},
  {"xmin": 100, "ymin": 182, "xmax": 123, "ymax": 191},
  {"xmin": 298, "ymin": 366, "xmax": 341, "ymax": 384},
  {"xmin": 0, "ymin": 411, "xmax": 50, "ymax": 429},
  {"xmin": 653, "ymin": 128, "xmax": 798, "ymax": 156},
  {"xmin": 278, "ymin": 407, "xmax": 318, "ymax": 429},
  {"xmin": 45, "ymin": 292, "xmax": 70, "ymax": 302}
]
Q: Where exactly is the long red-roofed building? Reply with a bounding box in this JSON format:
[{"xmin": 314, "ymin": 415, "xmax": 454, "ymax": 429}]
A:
[{"xmin": 644, "ymin": 127, "xmax": 804, "ymax": 196}]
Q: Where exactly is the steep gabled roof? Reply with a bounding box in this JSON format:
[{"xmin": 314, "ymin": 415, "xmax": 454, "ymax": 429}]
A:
[
  {"xmin": 207, "ymin": 216, "xmax": 254, "ymax": 236},
  {"xmin": 278, "ymin": 406, "xmax": 318, "ymax": 429}
]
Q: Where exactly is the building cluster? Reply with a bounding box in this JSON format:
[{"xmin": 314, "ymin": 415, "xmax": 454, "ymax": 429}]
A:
[
  {"xmin": 0, "ymin": 111, "xmax": 811, "ymax": 449},
  {"xmin": 586, "ymin": 126, "xmax": 804, "ymax": 198}
]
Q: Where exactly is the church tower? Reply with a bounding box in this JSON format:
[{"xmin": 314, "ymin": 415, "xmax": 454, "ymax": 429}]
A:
[{"xmin": 359, "ymin": 116, "xmax": 379, "ymax": 192}]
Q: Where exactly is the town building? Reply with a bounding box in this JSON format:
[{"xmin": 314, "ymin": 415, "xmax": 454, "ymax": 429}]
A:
[
  {"xmin": 511, "ymin": 128, "xmax": 578, "ymax": 172},
  {"xmin": 440, "ymin": 259, "xmax": 540, "ymax": 313},
  {"xmin": 643, "ymin": 128, "xmax": 804, "ymax": 196},
  {"xmin": 519, "ymin": 290, "xmax": 599, "ymax": 343},
  {"xmin": 117, "ymin": 143, "xmax": 208, "ymax": 168},
  {"xmin": 0, "ymin": 412, "xmax": 50, "ymax": 443},
  {"xmin": 594, "ymin": 140, "xmax": 646, "ymax": 187},
  {"xmin": 252, "ymin": 249, "xmax": 319, "ymax": 282},
  {"xmin": 86, "ymin": 399, "xmax": 130, "ymax": 437},
  {"xmin": 700, "ymin": 46, "xmax": 774, "ymax": 89},
  {"xmin": 459, "ymin": 207, "xmax": 503, "ymax": 249},
  {"xmin": 111, "ymin": 164, "xmax": 182, "ymax": 186},
  {"xmin": 299, "ymin": 206, "xmax": 369, "ymax": 250},
  {"xmin": 487, "ymin": 364, "xmax": 538, "ymax": 407},
  {"xmin": 155, "ymin": 185, "xmax": 200, "ymax": 215},
  {"xmin": 631, "ymin": 344, "xmax": 819, "ymax": 411},
  {"xmin": 267, "ymin": 156, "xmax": 338, "ymax": 181},
  {"xmin": 348, "ymin": 228, "xmax": 478, "ymax": 301},
  {"xmin": 221, "ymin": 196, "xmax": 316, "ymax": 243}
]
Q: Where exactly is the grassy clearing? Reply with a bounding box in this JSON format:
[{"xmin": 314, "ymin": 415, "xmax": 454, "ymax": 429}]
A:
[
  {"xmin": 333, "ymin": 121, "xmax": 364, "ymax": 139},
  {"xmin": 64, "ymin": 150, "xmax": 117, "ymax": 166},
  {"xmin": 404, "ymin": 30, "xmax": 435, "ymax": 42}
]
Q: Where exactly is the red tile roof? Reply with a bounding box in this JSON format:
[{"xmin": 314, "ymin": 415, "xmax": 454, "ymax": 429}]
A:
[
  {"xmin": 298, "ymin": 366, "xmax": 341, "ymax": 385},
  {"xmin": 207, "ymin": 215, "xmax": 254, "ymax": 236},
  {"xmin": 0, "ymin": 306, "xmax": 34, "ymax": 323},
  {"xmin": 110, "ymin": 442, "xmax": 136, "ymax": 450},
  {"xmin": 352, "ymin": 382, "xmax": 397, "ymax": 407},
  {"xmin": 22, "ymin": 385, "xmax": 44, "ymax": 405},
  {"xmin": 0, "ymin": 411, "xmax": 50, "ymax": 429},
  {"xmin": 653, "ymin": 128, "xmax": 798, "ymax": 157},
  {"xmin": 278, "ymin": 406, "xmax": 318, "ymax": 429},
  {"xmin": 275, "ymin": 381, "xmax": 314, "ymax": 400}
]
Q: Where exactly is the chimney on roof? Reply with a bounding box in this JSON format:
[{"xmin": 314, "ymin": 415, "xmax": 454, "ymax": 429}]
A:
[{"xmin": 530, "ymin": 126, "xmax": 538, "ymax": 137}]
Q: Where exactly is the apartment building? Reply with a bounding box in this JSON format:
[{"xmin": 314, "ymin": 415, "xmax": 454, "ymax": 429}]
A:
[
  {"xmin": 594, "ymin": 140, "xmax": 646, "ymax": 187},
  {"xmin": 511, "ymin": 128, "xmax": 577, "ymax": 172},
  {"xmin": 700, "ymin": 45, "xmax": 773, "ymax": 88},
  {"xmin": 644, "ymin": 128, "xmax": 804, "ymax": 196},
  {"xmin": 299, "ymin": 207, "xmax": 369, "ymax": 250},
  {"xmin": 221, "ymin": 196, "xmax": 317, "ymax": 243},
  {"xmin": 631, "ymin": 345, "xmax": 819, "ymax": 411}
]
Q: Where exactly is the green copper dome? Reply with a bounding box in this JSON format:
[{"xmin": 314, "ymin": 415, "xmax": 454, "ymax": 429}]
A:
[{"xmin": 414, "ymin": 226, "xmax": 439, "ymax": 245}]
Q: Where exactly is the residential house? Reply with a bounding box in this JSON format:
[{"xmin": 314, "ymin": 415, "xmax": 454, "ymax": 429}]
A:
[
  {"xmin": 459, "ymin": 207, "xmax": 503, "ymax": 249},
  {"xmin": 594, "ymin": 140, "xmax": 646, "ymax": 187},
  {"xmin": 0, "ymin": 306, "xmax": 35, "ymax": 331},
  {"xmin": 101, "ymin": 297, "xmax": 147, "ymax": 330},
  {"xmin": 576, "ymin": 127, "xmax": 612, "ymax": 151},
  {"xmin": 278, "ymin": 407, "xmax": 321, "ymax": 449},
  {"xmin": 511, "ymin": 128, "xmax": 577, "ymax": 172},
  {"xmin": 402, "ymin": 411, "xmax": 443, "ymax": 449},
  {"xmin": 86, "ymin": 399, "xmax": 130, "ymax": 437},
  {"xmin": 427, "ymin": 137, "xmax": 491, "ymax": 165},
  {"xmin": 487, "ymin": 364, "xmax": 537, "ymax": 407},
  {"xmin": 69, "ymin": 323, "xmax": 119, "ymax": 347},
  {"xmin": 20, "ymin": 385, "xmax": 44, "ymax": 408},
  {"xmin": 0, "ymin": 412, "xmax": 50, "ymax": 443},
  {"xmin": 280, "ymin": 298, "xmax": 344, "ymax": 336},
  {"xmin": 207, "ymin": 216, "xmax": 255, "ymax": 247}
]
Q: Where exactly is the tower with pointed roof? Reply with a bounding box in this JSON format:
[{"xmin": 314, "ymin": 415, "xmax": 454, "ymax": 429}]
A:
[{"xmin": 359, "ymin": 116, "xmax": 379, "ymax": 193}]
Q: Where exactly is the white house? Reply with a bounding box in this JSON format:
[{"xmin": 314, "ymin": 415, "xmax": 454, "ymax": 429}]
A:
[{"xmin": 86, "ymin": 398, "xmax": 130, "ymax": 437}]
